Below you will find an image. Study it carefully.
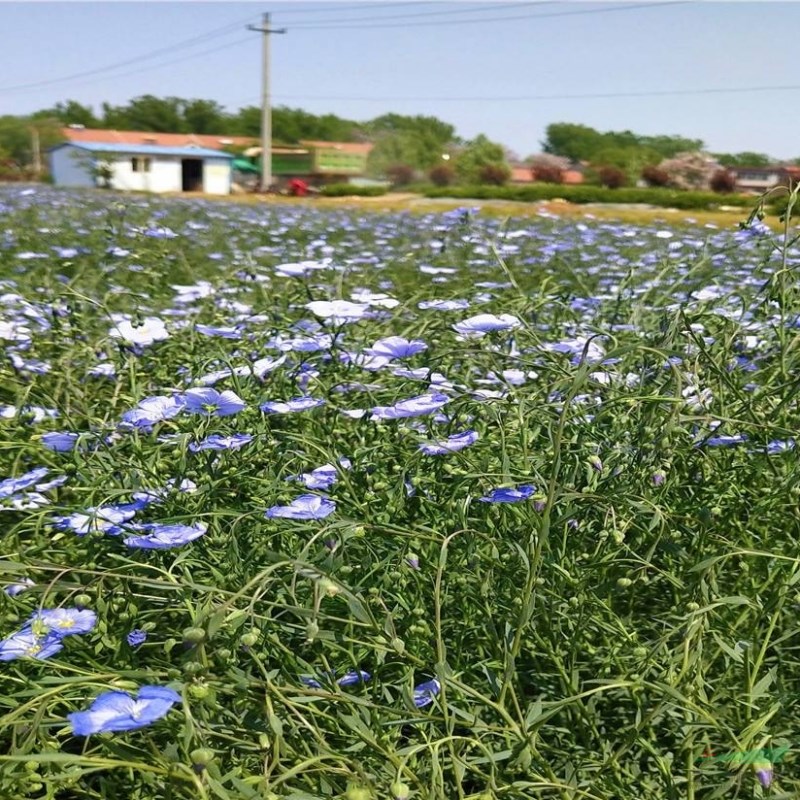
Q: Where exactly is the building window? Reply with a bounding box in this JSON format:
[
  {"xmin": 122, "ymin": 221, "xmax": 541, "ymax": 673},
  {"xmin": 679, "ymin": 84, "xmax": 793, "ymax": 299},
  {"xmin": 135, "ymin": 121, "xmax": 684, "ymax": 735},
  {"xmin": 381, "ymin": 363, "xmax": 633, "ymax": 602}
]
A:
[{"xmin": 131, "ymin": 157, "xmax": 152, "ymax": 173}]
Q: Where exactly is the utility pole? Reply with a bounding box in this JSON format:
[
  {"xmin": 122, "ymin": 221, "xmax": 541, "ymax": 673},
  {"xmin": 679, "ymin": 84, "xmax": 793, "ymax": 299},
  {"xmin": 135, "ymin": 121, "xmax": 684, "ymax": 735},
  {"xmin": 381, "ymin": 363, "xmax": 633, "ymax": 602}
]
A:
[
  {"xmin": 247, "ymin": 13, "xmax": 286, "ymax": 192},
  {"xmin": 30, "ymin": 127, "xmax": 41, "ymax": 178}
]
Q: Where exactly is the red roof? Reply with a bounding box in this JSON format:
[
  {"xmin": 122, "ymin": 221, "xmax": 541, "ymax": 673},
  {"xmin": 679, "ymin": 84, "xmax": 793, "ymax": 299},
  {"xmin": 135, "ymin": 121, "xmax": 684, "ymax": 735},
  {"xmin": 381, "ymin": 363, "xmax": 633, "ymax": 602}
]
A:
[
  {"xmin": 61, "ymin": 128, "xmax": 373, "ymax": 154},
  {"xmin": 61, "ymin": 128, "xmax": 257, "ymax": 150}
]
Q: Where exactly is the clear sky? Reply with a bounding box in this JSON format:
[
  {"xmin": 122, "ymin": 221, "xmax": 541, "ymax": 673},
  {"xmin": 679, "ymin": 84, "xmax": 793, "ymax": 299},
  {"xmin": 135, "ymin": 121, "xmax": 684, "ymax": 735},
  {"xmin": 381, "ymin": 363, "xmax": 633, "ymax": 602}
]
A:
[{"xmin": 2, "ymin": 1, "xmax": 798, "ymax": 160}]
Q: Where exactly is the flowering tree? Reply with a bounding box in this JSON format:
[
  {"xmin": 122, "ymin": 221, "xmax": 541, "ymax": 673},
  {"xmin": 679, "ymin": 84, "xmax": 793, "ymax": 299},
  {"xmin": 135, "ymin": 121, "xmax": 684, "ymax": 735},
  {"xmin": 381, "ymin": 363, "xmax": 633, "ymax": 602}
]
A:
[{"xmin": 657, "ymin": 151, "xmax": 721, "ymax": 191}]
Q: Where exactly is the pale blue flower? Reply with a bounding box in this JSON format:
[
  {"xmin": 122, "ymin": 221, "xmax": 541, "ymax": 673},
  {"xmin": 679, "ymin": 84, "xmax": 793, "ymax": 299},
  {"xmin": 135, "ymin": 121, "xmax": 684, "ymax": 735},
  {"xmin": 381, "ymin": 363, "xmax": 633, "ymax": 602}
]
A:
[
  {"xmin": 419, "ymin": 430, "xmax": 479, "ymax": 455},
  {"xmin": 69, "ymin": 685, "xmax": 181, "ymax": 735},
  {"xmin": 266, "ymin": 495, "xmax": 336, "ymax": 520},
  {"xmin": 126, "ymin": 629, "xmax": 147, "ymax": 647},
  {"xmin": 260, "ymin": 397, "xmax": 325, "ymax": 414},
  {"xmin": 365, "ymin": 336, "xmax": 428, "ymax": 359},
  {"xmin": 183, "ymin": 388, "xmax": 246, "ymax": 417},
  {"xmin": 0, "ymin": 628, "xmax": 64, "ymax": 661},
  {"xmin": 41, "ymin": 432, "xmax": 79, "ymax": 452},
  {"xmin": 480, "ymin": 485, "xmax": 536, "ymax": 503},
  {"xmin": 413, "ymin": 678, "xmax": 441, "ymax": 708},
  {"xmin": 452, "ymin": 314, "xmax": 521, "ymax": 337},
  {"xmin": 123, "ymin": 522, "xmax": 208, "ymax": 550},
  {"xmin": 121, "ymin": 396, "xmax": 185, "ymax": 429},
  {"xmin": 371, "ymin": 393, "xmax": 449, "ymax": 421},
  {"xmin": 189, "ymin": 433, "xmax": 254, "ymax": 452},
  {"xmin": 0, "ymin": 467, "xmax": 49, "ymax": 498}
]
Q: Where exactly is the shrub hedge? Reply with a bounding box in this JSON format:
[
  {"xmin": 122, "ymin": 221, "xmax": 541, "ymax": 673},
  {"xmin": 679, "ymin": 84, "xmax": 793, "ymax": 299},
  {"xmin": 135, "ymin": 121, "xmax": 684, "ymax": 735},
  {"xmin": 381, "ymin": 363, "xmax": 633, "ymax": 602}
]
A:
[
  {"xmin": 320, "ymin": 184, "xmax": 387, "ymax": 197},
  {"xmin": 422, "ymin": 184, "xmax": 757, "ymax": 210}
]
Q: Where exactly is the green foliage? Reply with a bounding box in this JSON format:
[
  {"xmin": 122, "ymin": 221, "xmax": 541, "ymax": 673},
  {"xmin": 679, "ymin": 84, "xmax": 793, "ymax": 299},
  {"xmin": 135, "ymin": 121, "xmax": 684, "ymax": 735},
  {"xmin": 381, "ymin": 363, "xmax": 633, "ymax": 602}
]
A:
[
  {"xmin": 542, "ymin": 122, "xmax": 705, "ymax": 163},
  {"xmin": 101, "ymin": 95, "xmax": 187, "ymax": 133},
  {"xmin": 424, "ymin": 183, "xmax": 757, "ymax": 210},
  {"xmin": 454, "ymin": 134, "xmax": 509, "ymax": 184},
  {"xmin": 365, "ymin": 114, "xmax": 457, "ymax": 176},
  {"xmin": 2, "ymin": 185, "xmax": 800, "ymax": 800},
  {"xmin": 0, "ymin": 114, "xmax": 62, "ymax": 168},
  {"xmin": 319, "ymin": 183, "xmax": 387, "ymax": 196},
  {"xmin": 33, "ymin": 100, "xmax": 99, "ymax": 128},
  {"xmin": 715, "ymin": 151, "xmax": 773, "ymax": 167}
]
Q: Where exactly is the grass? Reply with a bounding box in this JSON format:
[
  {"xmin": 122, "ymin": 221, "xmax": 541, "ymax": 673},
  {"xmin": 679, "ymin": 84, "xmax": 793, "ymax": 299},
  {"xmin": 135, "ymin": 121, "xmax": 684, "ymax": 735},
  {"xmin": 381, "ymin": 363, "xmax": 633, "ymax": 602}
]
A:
[{"xmin": 0, "ymin": 184, "xmax": 799, "ymax": 799}]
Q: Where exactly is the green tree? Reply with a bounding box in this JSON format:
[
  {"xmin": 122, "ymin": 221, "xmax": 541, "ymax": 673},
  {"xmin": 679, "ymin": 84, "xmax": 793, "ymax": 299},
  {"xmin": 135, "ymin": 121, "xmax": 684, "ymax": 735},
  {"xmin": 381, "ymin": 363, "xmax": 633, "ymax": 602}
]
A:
[
  {"xmin": 454, "ymin": 134, "xmax": 508, "ymax": 184},
  {"xmin": 714, "ymin": 151, "xmax": 772, "ymax": 167},
  {"xmin": 101, "ymin": 95, "xmax": 186, "ymax": 132},
  {"xmin": 365, "ymin": 113, "xmax": 456, "ymax": 174},
  {"xmin": 543, "ymin": 122, "xmax": 705, "ymax": 164},
  {"xmin": 0, "ymin": 115, "xmax": 63, "ymax": 167},
  {"xmin": 182, "ymin": 99, "xmax": 229, "ymax": 135},
  {"xmin": 542, "ymin": 123, "xmax": 604, "ymax": 161},
  {"xmin": 33, "ymin": 100, "xmax": 99, "ymax": 128}
]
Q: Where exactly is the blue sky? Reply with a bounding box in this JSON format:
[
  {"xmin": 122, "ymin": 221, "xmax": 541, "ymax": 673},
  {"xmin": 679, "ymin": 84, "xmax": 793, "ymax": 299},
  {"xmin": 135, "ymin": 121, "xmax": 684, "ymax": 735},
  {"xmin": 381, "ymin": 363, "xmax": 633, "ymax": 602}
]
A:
[{"xmin": 2, "ymin": 1, "xmax": 798, "ymax": 159}]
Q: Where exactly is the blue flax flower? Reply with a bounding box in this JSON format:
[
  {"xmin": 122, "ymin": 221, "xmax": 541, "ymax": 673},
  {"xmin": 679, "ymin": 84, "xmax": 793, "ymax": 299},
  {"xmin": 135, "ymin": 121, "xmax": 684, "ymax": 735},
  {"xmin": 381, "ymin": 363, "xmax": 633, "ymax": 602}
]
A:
[
  {"xmin": 0, "ymin": 467, "xmax": 49, "ymax": 498},
  {"xmin": 266, "ymin": 495, "xmax": 336, "ymax": 520},
  {"xmin": 123, "ymin": 522, "xmax": 207, "ymax": 550},
  {"xmin": 480, "ymin": 485, "xmax": 536, "ymax": 503},
  {"xmin": 189, "ymin": 433, "xmax": 254, "ymax": 452},
  {"xmin": 126, "ymin": 629, "xmax": 147, "ymax": 647},
  {"xmin": 260, "ymin": 397, "xmax": 325, "ymax": 414},
  {"xmin": 419, "ymin": 430, "xmax": 479, "ymax": 455},
  {"xmin": 413, "ymin": 678, "xmax": 441, "ymax": 708},
  {"xmin": 121, "ymin": 395, "xmax": 185, "ymax": 429},
  {"xmin": 371, "ymin": 393, "xmax": 449, "ymax": 421},
  {"xmin": 55, "ymin": 504, "xmax": 139, "ymax": 536},
  {"xmin": 452, "ymin": 314, "xmax": 521, "ymax": 337},
  {"xmin": 0, "ymin": 628, "xmax": 64, "ymax": 661},
  {"xmin": 41, "ymin": 432, "xmax": 79, "ymax": 452},
  {"xmin": 182, "ymin": 388, "xmax": 246, "ymax": 417},
  {"xmin": 365, "ymin": 336, "xmax": 428, "ymax": 359},
  {"xmin": 301, "ymin": 669, "xmax": 371, "ymax": 689},
  {"xmin": 195, "ymin": 323, "xmax": 241, "ymax": 339},
  {"xmin": 68, "ymin": 685, "xmax": 181, "ymax": 735},
  {"xmin": 0, "ymin": 607, "xmax": 97, "ymax": 661},
  {"xmin": 32, "ymin": 608, "xmax": 97, "ymax": 636}
]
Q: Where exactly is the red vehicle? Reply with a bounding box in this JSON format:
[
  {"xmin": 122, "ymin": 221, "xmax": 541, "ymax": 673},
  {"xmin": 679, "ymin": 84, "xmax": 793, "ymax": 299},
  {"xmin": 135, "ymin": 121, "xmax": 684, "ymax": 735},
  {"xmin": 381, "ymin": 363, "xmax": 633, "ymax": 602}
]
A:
[{"xmin": 287, "ymin": 178, "xmax": 309, "ymax": 197}]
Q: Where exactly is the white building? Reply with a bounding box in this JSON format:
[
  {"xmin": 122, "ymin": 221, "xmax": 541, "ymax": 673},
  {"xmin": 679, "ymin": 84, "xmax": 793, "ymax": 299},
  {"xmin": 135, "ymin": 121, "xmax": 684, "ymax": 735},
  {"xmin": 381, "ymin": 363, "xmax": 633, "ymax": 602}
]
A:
[{"xmin": 49, "ymin": 142, "xmax": 233, "ymax": 195}]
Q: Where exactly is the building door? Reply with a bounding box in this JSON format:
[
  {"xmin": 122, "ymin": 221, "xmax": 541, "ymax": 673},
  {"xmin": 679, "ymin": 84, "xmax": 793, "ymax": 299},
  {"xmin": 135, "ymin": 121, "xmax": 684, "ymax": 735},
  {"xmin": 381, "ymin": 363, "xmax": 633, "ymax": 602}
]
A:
[{"xmin": 181, "ymin": 159, "xmax": 203, "ymax": 192}]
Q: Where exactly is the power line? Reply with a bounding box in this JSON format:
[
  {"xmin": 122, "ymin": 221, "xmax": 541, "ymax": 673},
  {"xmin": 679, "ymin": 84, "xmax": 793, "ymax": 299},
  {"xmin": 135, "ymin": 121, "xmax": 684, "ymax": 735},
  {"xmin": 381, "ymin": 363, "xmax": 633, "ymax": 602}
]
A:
[
  {"xmin": 282, "ymin": 0, "xmax": 690, "ymax": 30},
  {"xmin": 278, "ymin": 1, "xmax": 550, "ymax": 27},
  {"xmin": 272, "ymin": 1, "xmax": 446, "ymax": 17},
  {"xmin": 0, "ymin": 13, "xmax": 259, "ymax": 94},
  {"xmin": 19, "ymin": 37, "xmax": 256, "ymax": 98},
  {"xmin": 228, "ymin": 82, "xmax": 800, "ymax": 105}
]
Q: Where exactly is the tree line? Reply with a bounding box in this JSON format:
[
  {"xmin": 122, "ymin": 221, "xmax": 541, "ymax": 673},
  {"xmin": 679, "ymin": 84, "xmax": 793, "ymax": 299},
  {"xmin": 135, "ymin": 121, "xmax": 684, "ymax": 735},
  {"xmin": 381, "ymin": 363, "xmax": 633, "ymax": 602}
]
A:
[{"xmin": 0, "ymin": 95, "xmax": 795, "ymax": 187}]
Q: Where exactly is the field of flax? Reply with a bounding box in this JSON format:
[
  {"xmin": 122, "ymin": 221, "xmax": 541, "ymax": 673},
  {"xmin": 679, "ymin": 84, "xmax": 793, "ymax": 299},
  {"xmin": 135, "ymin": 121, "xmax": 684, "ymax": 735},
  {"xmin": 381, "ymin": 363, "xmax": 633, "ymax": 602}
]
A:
[{"xmin": 1, "ymin": 185, "xmax": 799, "ymax": 800}]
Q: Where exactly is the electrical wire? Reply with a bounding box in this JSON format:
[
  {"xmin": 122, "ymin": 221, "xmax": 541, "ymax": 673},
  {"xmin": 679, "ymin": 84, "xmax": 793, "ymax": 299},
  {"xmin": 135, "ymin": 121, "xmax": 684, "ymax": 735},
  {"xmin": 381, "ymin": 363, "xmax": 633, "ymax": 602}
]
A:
[
  {"xmin": 229, "ymin": 83, "xmax": 800, "ymax": 106},
  {"xmin": 282, "ymin": 1, "xmax": 690, "ymax": 30},
  {"xmin": 0, "ymin": 13, "xmax": 259, "ymax": 94},
  {"xmin": 276, "ymin": 1, "xmax": 550, "ymax": 27}
]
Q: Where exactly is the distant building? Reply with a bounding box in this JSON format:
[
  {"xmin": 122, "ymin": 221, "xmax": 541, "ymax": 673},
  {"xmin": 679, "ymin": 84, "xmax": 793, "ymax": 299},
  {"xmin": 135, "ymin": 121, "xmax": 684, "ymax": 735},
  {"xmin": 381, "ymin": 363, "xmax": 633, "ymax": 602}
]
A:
[
  {"xmin": 509, "ymin": 161, "xmax": 585, "ymax": 185},
  {"xmin": 731, "ymin": 165, "xmax": 800, "ymax": 194},
  {"xmin": 59, "ymin": 127, "xmax": 374, "ymax": 185},
  {"xmin": 49, "ymin": 141, "xmax": 234, "ymax": 194},
  {"xmin": 244, "ymin": 140, "xmax": 373, "ymax": 185}
]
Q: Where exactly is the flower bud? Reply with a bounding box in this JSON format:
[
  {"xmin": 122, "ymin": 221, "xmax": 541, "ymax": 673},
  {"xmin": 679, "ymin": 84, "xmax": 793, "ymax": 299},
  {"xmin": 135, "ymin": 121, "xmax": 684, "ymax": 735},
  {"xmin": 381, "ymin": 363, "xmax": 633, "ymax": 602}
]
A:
[
  {"xmin": 391, "ymin": 781, "xmax": 411, "ymax": 799},
  {"xmin": 182, "ymin": 627, "xmax": 206, "ymax": 644},
  {"xmin": 190, "ymin": 748, "xmax": 215, "ymax": 770}
]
